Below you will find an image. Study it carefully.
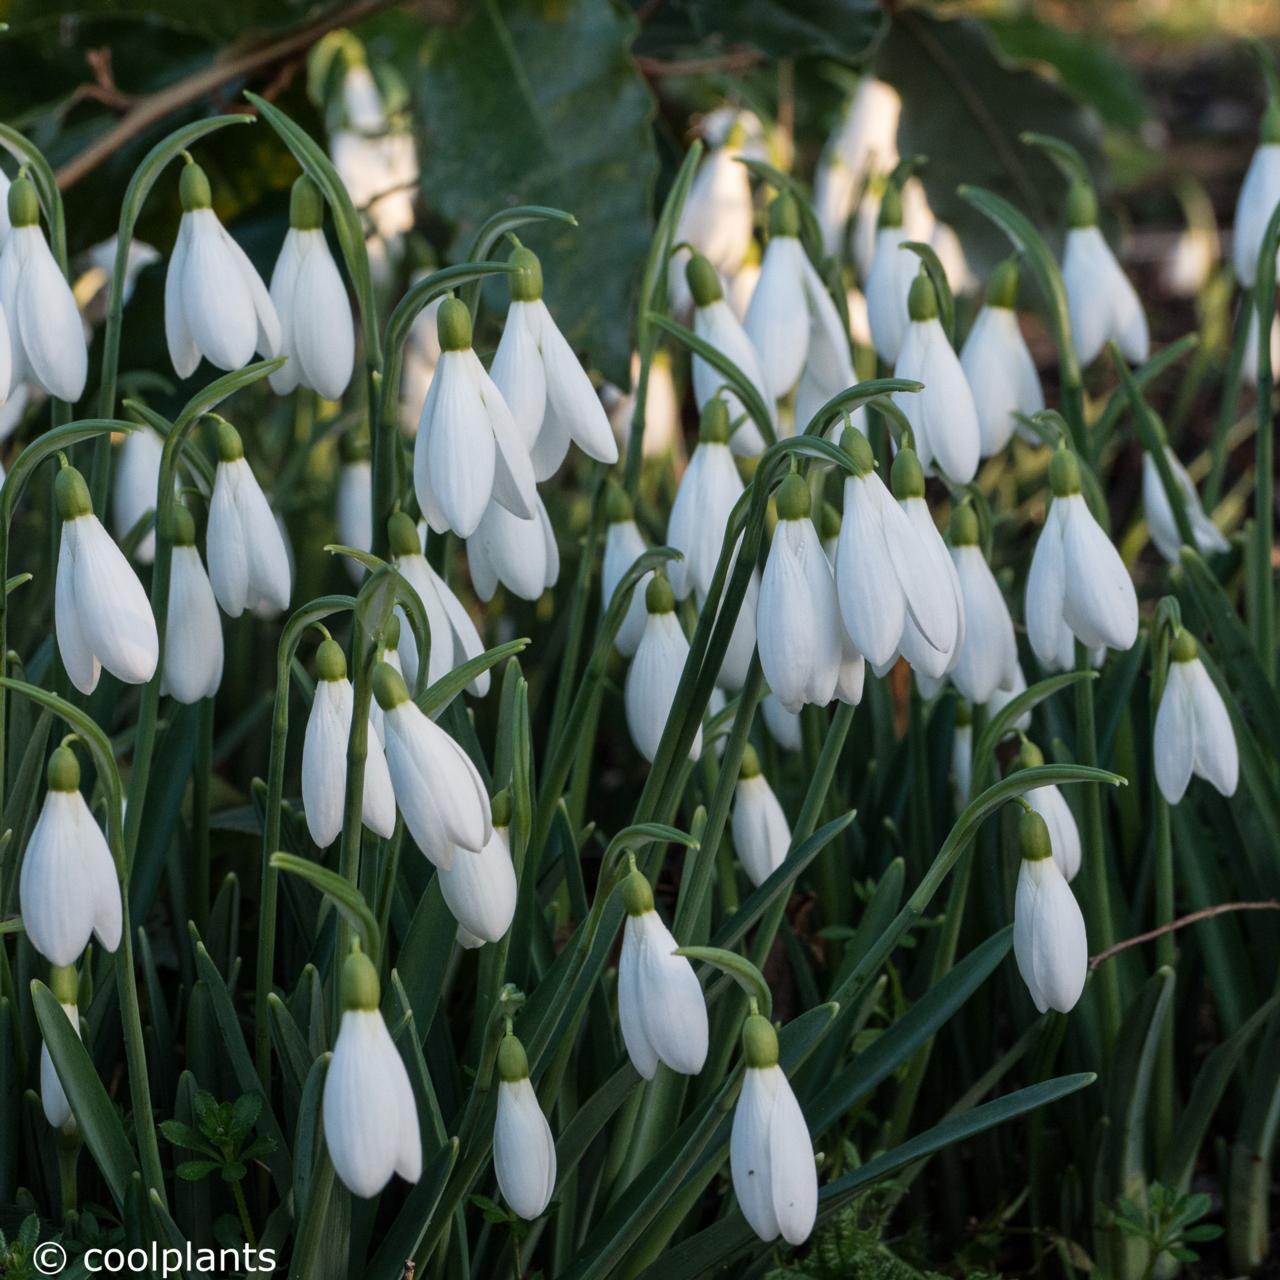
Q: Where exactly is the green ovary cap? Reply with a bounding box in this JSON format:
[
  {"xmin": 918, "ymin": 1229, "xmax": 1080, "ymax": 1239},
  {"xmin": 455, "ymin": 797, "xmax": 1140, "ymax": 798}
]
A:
[
  {"xmin": 955, "ymin": 697, "xmax": 973, "ymax": 728},
  {"xmin": 170, "ymin": 503, "xmax": 197, "ymax": 547},
  {"xmin": 437, "ymin": 296, "xmax": 473, "ymax": 352},
  {"xmin": 491, "ymin": 788, "xmax": 512, "ymax": 828},
  {"xmin": 774, "ymin": 472, "xmax": 811, "ymax": 521},
  {"xmin": 47, "ymin": 743, "xmax": 80, "ymax": 793},
  {"xmin": 739, "ymin": 743, "xmax": 761, "ymax": 780},
  {"xmin": 878, "ymin": 181, "xmax": 903, "ymax": 229},
  {"xmin": 214, "ymin": 419, "xmax": 244, "ymax": 463},
  {"xmin": 604, "ymin": 478, "xmax": 633, "ymax": 525},
  {"xmin": 949, "ymin": 503, "xmax": 979, "ymax": 547},
  {"xmin": 891, "ymin": 447, "xmax": 925, "ymax": 500},
  {"xmin": 49, "ymin": 964, "xmax": 79, "ymax": 1006},
  {"xmin": 1066, "ymin": 181, "xmax": 1097, "ymax": 230},
  {"xmin": 621, "ymin": 867, "xmax": 655, "ymax": 917},
  {"xmin": 645, "ymin": 574, "xmax": 675, "ymax": 614},
  {"xmin": 699, "ymin": 397, "xmax": 730, "ymax": 445},
  {"xmin": 372, "ymin": 660, "xmax": 411, "ymax": 710},
  {"xmin": 508, "ymin": 245, "xmax": 543, "ymax": 302},
  {"xmin": 381, "ymin": 612, "xmax": 402, "ymax": 649},
  {"xmin": 1016, "ymin": 737, "xmax": 1045, "ymax": 771},
  {"xmin": 497, "ymin": 1032, "xmax": 529, "ymax": 1082},
  {"xmin": 988, "ymin": 257, "xmax": 1020, "ymax": 310},
  {"xmin": 841, "ymin": 426, "xmax": 874, "ymax": 476},
  {"xmin": 742, "ymin": 1012, "xmax": 779, "ymax": 1068},
  {"xmin": 1171, "ymin": 627, "xmax": 1199, "ymax": 664},
  {"xmin": 340, "ymin": 944, "xmax": 380, "ymax": 1011},
  {"xmin": 54, "ymin": 466, "xmax": 93, "ymax": 521},
  {"xmin": 769, "ymin": 191, "xmax": 800, "ymax": 239},
  {"xmin": 388, "ymin": 510, "xmax": 421, "ymax": 558},
  {"xmin": 316, "ymin": 638, "xmax": 348, "ymax": 682},
  {"xmin": 1018, "ymin": 808, "xmax": 1053, "ymax": 862},
  {"xmin": 819, "ymin": 501, "xmax": 841, "ymax": 542},
  {"xmin": 907, "ymin": 271, "xmax": 938, "ymax": 323},
  {"xmin": 7, "ymin": 175, "xmax": 39, "ymax": 229},
  {"xmin": 290, "ymin": 175, "xmax": 324, "ymax": 231},
  {"xmin": 686, "ymin": 253, "xmax": 723, "ymax": 308},
  {"xmin": 1048, "ymin": 448, "xmax": 1081, "ymax": 497},
  {"xmin": 180, "ymin": 162, "xmax": 212, "ymax": 212}
]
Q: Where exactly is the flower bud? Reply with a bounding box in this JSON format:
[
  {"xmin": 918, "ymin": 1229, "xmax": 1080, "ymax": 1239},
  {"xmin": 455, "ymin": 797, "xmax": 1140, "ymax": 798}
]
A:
[
  {"xmin": 436, "ymin": 296, "xmax": 472, "ymax": 352},
  {"xmin": 1048, "ymin": 448, "xmax": 1081, "ymax": 498},
  {"xmin": 773, "ymin": 472, "xmax": 810, "ymax": 520},
  {"xmin": 340, "ymin": 944, "xmax": 381, "ymax": 1011},
  {"xmin": 179, "ymin": 162, "xmax": 213, "ymax": 213},
  {"xmin": 699, "ymin": 396, "xmax": 730, "ymax": 444},
  {"xmin": 8, "ymin": 174, "xmax": 39, "ymax": 229},
  {"xmin": 685, "ymin": 252, "xmax": 723, "ymax": 307},
  {"xmin": 768, "ymin": 192, "xmax": 800, "ymax": 239},
  {"xmin": 507, "ymin": 244, "xmax": 543, "ymax": 302},
  {"xmin": 742, "ymin": 1011, "xmax": 779, "ymax": 1068},
  {"xmin": 645, "ymin": 574, "xmax": 676, "ymax": 614},
  {"xmin": 1018, "ymin": 808, "xmax": 1053, "ymax": 862},
  {"xmin": 289, "ymin": 175, "xmax": 324, "ymax": 231},
  {"xmin": 907, "ymin": 271, "xmax": 938, "ymax": 323},
  {"xmin": 54, "ymin": 466, "xmax": 93, "ymax": 521},
  {"xmin": 373, "ymin": 660, "xmax": 412, "ymax": 710},
  {"xmin": 890, "ymin": 447, "xmax": 925, "ymax": 500}
]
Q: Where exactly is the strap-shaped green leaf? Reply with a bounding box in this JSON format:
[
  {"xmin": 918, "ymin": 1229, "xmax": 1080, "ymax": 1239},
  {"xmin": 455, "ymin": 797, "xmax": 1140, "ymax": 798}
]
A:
[{"xmin": 269, "ymin": 852, "xmax": 381, "ymax": 962}]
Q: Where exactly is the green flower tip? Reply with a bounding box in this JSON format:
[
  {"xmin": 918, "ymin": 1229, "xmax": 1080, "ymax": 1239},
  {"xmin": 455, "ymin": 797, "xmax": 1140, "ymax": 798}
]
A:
[
  {"xmin": 739, "ymin": 743, "xmax": 761, "ymax": 780},
  {"xmin": 437, "ymin": 296, "xmax": 473, "ymax": 352},
  {"xmin": 1171, "ymin": 627, "xmax": 1199, "ymax": 664},
  {"xmin": 289, "ymin": 175, "xmax": 324, "ymax": 231},
  {"xmin": 214, "ymin": 419, "xmax": 244, "ymax": 464},
  {"xmin": 372, "ymin": 660, "xmax": 411, "ymax": 711},
  {"xmin": 699, "ymin": 397, "xmax": 730, "ymax": 445},
  {"xmin": 645, "ymin": 573, "xmax": 676, "ymax": 615},
  {"xmin": 768, "ymin": 191, "xmax": 800, "ymax": 239},
  {"xmin": 949, "ymin": 503, "xmax": 979, "ymax": 547},
  {"xmin": 49, "ymin": 964, "xmax": 79, "ymax": 1007},
  {"xmin": 621, "ymin": 867, "xmax": 655, "ymax": 917},
  {"xmin": 603, "ymin": 478, "xmax": 633, "ymax": 525},
  {"xmin": 1048, "ymin": 447, "xmax": 1081, "ymax": 498},
  {"xmin": 1016, "ymin": 737, "xmax": 1045, "ymax": 771},
  {"xmin": 339, "ymin": 430, "xmax": 370, "ymax": 464},
  {"xmin": 340, "ymin": 943, "xmax": 380, "ymax": 1012},
  {"xmin": 497, "ymin": 1032, "xmax": 529, "ymax": 1083},
  {"xmin": 742, "ymin": 1012, "xmax": 779, "ymax": 1069},
  {"xmin": 387, "ymin": 510, "xmax": 421, "ymax": 558},
  {"xmin": 508, "ymin": 244, "xmax": 543, "ymax": 302},
  {"xmin": 987, "ymin": 257, "xmax": 1020, "ymax": 310},
  {"xmin": 7, "ymin": 174, "xmax": 39, "ymax": 229},
  {"xmin": 179, "ymin": 162, "xmax": 212, "ymax": 213},
  {"xmin": 316, "ymin": 638, "xmax": 347, "ymax": 682},
  {"xmin": 819, "ymin": 500, "xmax": 841, "ymax": 542},
  {"xmin": 842, "ymin": 426, "xmax": 874, "ymax": 476},
  {"xmin": 686, "ymin": 252, "xmax": 723, "ymax": 307},
  {"xmin": 890, "ymin": 446, "xmax": 925, "ymax": 500},
  {"xmin": 1065, "ymin": 180, "xmax": 1097, "ymax": 230},
  {"xmin": 53, "ymin": 465, "xmax": 93, "ymax": 521},
  {"xmin": 491, "ymin": 787, "xmax": 512, "ymax": 829},
  {"xmin": 907, "ymin": 271, "xmax": 938, "ymax": 323},
  {"xmin": 1018, "ymin": 808, "xmax": 1053, "ymax": 862},
  {"xmin": 878, "ymin": 181, "xmax": 903, "ymax": 230},
  {"xmin": 46, "ymin": 743, "xmax": 80, "ymax": 794},
  {"xmin": 169, "ymin": 503, "xmax": 197, "ymax": 548},
  {"xmin": 381, "ymin": 611, "xmax": 402, "ymax": 649},
  {"xmin": 774, "ymin": 472, "xmax": 811, "ymax": 521},
  {"xmin": 955, "ymin": 697, "xmax": 973, "ymax": 728}
]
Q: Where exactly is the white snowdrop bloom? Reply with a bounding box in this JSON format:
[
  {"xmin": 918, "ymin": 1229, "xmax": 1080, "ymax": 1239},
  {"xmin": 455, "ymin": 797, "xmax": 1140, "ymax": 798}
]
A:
[
  {"xmin": 302, "ymin": 639, "xmax": 396, "ymax": 849},
  {"xmin": 1142, "ymin": 447, "xmax": 1228, "ymax": 563},
  {"xmin": 707, "ymin": 565, "xmax": 760, "ymax": 693},
  {"xmin": 959, "ymin": 260, "xmax": 1044, "ymax": 456},
  {"xmin": 251, "ymin": 511, "xmax": 295, "ymax": 622},
  {"xmin": 1026, "ymin": 449, "xmax": 1138, "ymax": 670},
  {"xmin": 865, "ymin": 184, "xmax": 918, "ymax": 364},
  {"xmin": 490, "ymin": 244, "xmax": 618, "ymax": 479},
  {"xmin": 165, "ymin": 161, "xmax": 280, "ymax": 380},
  {"xmin": 439, "ymin": 805, "xmax": 517, "ymax": 947},
  {"xmin": 618, "ymin": 867, "xmax": 708, "ymax": 1079},
  {"xmin": 947, "ymin": 505, "xmax": 1018, "ymax": 705},
  {"xmin": 666, "ymin": 398, "xmax": 743, "ymax": 600},
  {"xmin": 952, "ymin": 707, "xmax": 972, "ymax": 809},
  {"xmin": 74, "ymin": 235, "xmax": 160, "ymax": 329},
  {"xmin": 373, "ymin": 662, "xmax": 492, "ymax": 868},
  {"xmin": 1232, "ymin": 102, "xmax": 1280, "ymax": 287},
  {"xmin": 1013, "ymin": 810, "xmax": 1087, "ymax": 1014},
  {"xmin": 626, "ymin": 575, "xmax": 701, "ymax": 764},
  {"xmin": 466, "ymin": 491, "xmax": 559, "ymax": 603},
  {"xmin": 1015, "ymin": 738, "xmax": 1082, "ymax": 881},
  {"xmin": 413, "ymin": 296, "xmax": 537, "ymax": 539},
  {"xmin": 0, "ymin": 382, "xmax": 32, "ymax": 445},
  {"xmin": 112, "ymin": 424, "xmax": 164, "ymax": 563},
  {"xmin": 0, "ymin": 174, "xmax": 86, "ymax": 402},
  {"xmin": 336, "ymin": 447, "xmax": 373, "ymax": 584},
  {"xmin": 818, "ymin": 503, "xmax": 868, "ymax": 704},
  {"xmin": 1061, "ymin": 183, "xmax": 1148, "ymax": 368},
  {"xmin": 731, "ymin": 1012, "xmax": 818, "ymax": 1246},
  {"xmin": 762, "ymin": 692, "xmax": 802, "ymax": 752},
  {"xmin": 601, "ymin": 349, "xmax": 684, "ymax": 463},
  {"xmin": 893, "ymin": 272, "xmax": 980, "ymax": 483},
  {"xmin": 1154, "ymin": 629, "xmax": 1238, "ymax": 805},
  {"xmin": 161, "ymin": 505, "xmax": 224, "ymax": 705},
  {"xmin": 206, "ymin": 420, "xmax": 292, "ymax": 619},
  {"xmin": 732, "ymin": 746, "xmax": 792, "ymax": 887},
  {"xmin": 20, "ymin": 744, "xmax": 122, "ymax": 966},
  {"xmin": 40, "ymin": 967, "xmax": 80, "ymax": 1133},
  {"xmin": 268, "ymin": 176, "xmax": 354, "ymax": 400},
  {"xmin": 1160, "ymin": 224, "xmax": 1217, "ymax": 298},
  {"xmin": 1242, "ymin": 305, "xmax": 1280, "ymax": 387},
  {"xmin": 54, "ymin": 464, "xmax": 158, "ymax": 695},
  {"xmin": 324, "ymin": 946, "xmax": 421, "ymax": 1198},
  {"xmin": 494, "ymin": 1033, "xmax": 556, "ymax": 1220},
  {"xmin": 601, "ymin": 481, "xmax": 651, "ymax": 657},
  {"xmin": 687, "ymin": 253, "xmax": 775, "ymax": 457},
  {"xmin": 757, "ymin": 473, "xmax": 841, "ymax": 712}
]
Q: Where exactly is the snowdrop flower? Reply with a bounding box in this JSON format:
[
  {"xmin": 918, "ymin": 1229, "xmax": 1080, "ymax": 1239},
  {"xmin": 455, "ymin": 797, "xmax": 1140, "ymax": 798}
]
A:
[
  {"xmin": 0, "ymin": 174, "xmax": 86, "ymax": 402},
  {"xmin": 336, "ymin": 434, "xmax": 373, "ymax": 581},
  {"xmin": 601, "ymin": 481, "xmax": 651, "ymax": 657},
  {"xmin": 466, "ymin": 491, "xmax": 559, "ymax": 603},
  {"xmin": 745, "ymin": 194, "xmax": 855, "ymax": 422},
  {"xmin": 1026, "ymin": 448, "xmax": 1138, "ymax": 670},
  {"xmin": 40, "ymin": 965, "xmax": 80, "ymax": 1134},
  {"xmin": 762, "ymin": 692, "xmax": 801, "ymax": 752},
  {"xmin": 54, "ymin": 464, "xmax": 158, "ymax": 695},
  {"xmin": 73, "ymin": 235, "xmax": 160, "ymax": 327},
  {"xmin": 865, "ymin": 183, "xmax": 917, "ymax": 364},
  {"xmin": 1015, "ymin": 739, "xmax": 1082, "ymax": 881},
  {"xmin": 893, "ymin": 271, "xmax": 980, "ymax": 483},
  {"xmin": 206, "ymin": 420, "xmax": 292, "ymax": 618},
  {"xmin": 302, "ymin": 639, "xmax": 396, "ymax": 849},
  {"xmin": 161, "ymin": 504, "xmax": 224, "ymax": 704},
  {"xmin": 165, "ymin": 161, "xmax": 280, "ymax": 379},
  {"xmin": 948, "ymin": 505, "xmax": 1018, "ymax": 705},
  {"xmin": 732, "ymin": 746, "xmax": 792, "ymax": 887},
  {"xmin": 413, "ymin": 296, "xmax": 536, "ymax": 538},
  {"xmin": 601, "ymin": 349, "xmax": 683, "ymax": 462},
  {"xmin": 666, "ymin": 398, "xmax": 743, "ymax": 600},
  {"xmin": 269, "ymin": 176, "xmax": 354, "ymax": 400},
  {"xmin": 372, "ymin": 661, "xmax": 491, "ymax": 868},
  {"xmin": 1160, "ymin": 223, "xmax": 1217, "ymax": 298},
  {"xmin": 400, "ymin": 292, "xmax": 442, "ymax": 435},
  {"xmin": 324, "ymin": 944, "xmax": 421, "ymax": 1198},
  {"xmin": 959, "ymin": 258, "xmax": 1044, "ymax": 456},
  {"xmin": 439, "ymin": 792, "xmax": 517, "ymax": 947},
  {"xmin": 952, "ymin": 701, "xmax": 972, "ymax": 809},
  {"xmin": 494, "ymin": 1031, "xmax": 556, "ymax": 1220},
  {"xmin": 1142, "ymin": 447, "xmax": 1228, "ymax": 563},
  {"xmin": 1061, "ymin": 181, "xmax": 1148, "ymax": 367},
  {"xmin": 1154, "ymin": 628, "xmax": 1238, "ymax": 805},
  {"xmin": 626, "ymin": 575, "xmax": 701, "ymax": 763},
  {"xmin": 686, "ymin": 253, "xmax": 775, "ymax": 456},
  {"xmin": 1232, "ymin": 99, "xmax": 1280, "ymax": 287},
  {"xmin": 112, "ymin": 425, "xmax": 164, "ymax": 563},
  {"xmin": 20, "ymin": 744, "xmax": 122, "ymax": 966},
  {"xmin": 490, "ymin": 244, "xmax": 617, "ymax": 479},
  {"xmin": 1013, "ymin": 809, "xmax": 1087, "ymax": 1014},
  {"xmin": 368, "ymin": 616, "xmax": 404, "ymax": 745},
  {"xmin": 731, "ymin": 1010, "xmax": 817, "ymax": 1246},
  {"xmin": 708, "ymin": 566, "xmax": 761, "ymax": 693},
  {"xmin": 618, "ymin": 865, "xmax": 708, "ymax": 1078}
]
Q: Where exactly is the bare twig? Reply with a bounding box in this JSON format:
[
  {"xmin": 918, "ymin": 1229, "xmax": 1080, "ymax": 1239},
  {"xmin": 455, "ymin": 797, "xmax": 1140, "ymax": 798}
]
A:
[
  {"xmin": 635, "ymin": 50, "xmax": 762, "ymax": 78},
  {"xmin": 1089, "ymin": 900, "xmax": 1280, "ymax": 969},
  {"xmin": 55, "ymin": 0, "xmax": 405, "ymax": 191}
]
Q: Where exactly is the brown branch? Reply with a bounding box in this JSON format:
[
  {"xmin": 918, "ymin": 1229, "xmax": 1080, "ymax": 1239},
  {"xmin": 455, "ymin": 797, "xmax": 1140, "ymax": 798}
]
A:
[
  {"xmin": 636, "ymin": 50, "xmax": 763, "ymax": 78},
  {"xmin": 54, "ymin": 0, "xmax": 406, "ymax": 191},
  {"xmin": 1089, "ymin": 900, "xmax": 1280, "ymax": 969}
]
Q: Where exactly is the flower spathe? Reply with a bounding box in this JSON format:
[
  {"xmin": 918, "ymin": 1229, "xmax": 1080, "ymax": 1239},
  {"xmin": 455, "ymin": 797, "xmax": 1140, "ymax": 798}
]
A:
[
  {"xmin": 161, "ymin": 504, "xmax": 224, "ymax": 704},
  {"xmin": 1013, "ymin": 810, "xmax": 1087, "ymax": 1014},
  {"xmin": 1154, "ymin": 629, "xmax": 1238, "ymax": 805},
  {"xmin": 438, "ymin": 812, "xmax": 517, "ymax": 947},
  {"xmin": 494, "ymin": 1032, "xmax": 556, "ymax": 1220},
  {"xmin": 1142, "ymin": 448, "xmax": 1228, "ymax": 564},
  {"xmin": 732, "ymin": 747, "xmax": 792, "ymax": 887},
  {"xmin": 626, "ymin": 575, "xmax": 702, "ymax": 764}
]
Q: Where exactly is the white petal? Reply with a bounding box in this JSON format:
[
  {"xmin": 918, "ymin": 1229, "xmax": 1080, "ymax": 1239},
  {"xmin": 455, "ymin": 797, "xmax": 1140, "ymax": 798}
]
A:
[
  {"xmin": 626, "ymin": 611, "xmax": 700, "ymax": 763},
  {"xmin": 732, "ymin": 774, "xmax": 792, "ymax": 887},
  {"xmin": 603, "ymin": 520, "xmax": 651, "ymax": 657},
  {"xmin": 40, "ymin": 1002, "xmax": 79, "ymax": 1130},
  {"xmin": 731, "ymin": 1067, "xmax": 781, "ymax": 1242},
  {"xmin": 165, "ymin": 217, "xmax": 200, "ymax": 378},
  {"xmin": 437, "ymin": 827, "xmax": 517, "ymax": 943},
  {"xmin": 112, "ymin": 426, "xmax": 164, "ymax": 563},
  {"xmin": 181, "ymin": 210, "xmax": 257, "ymax": 372},
  {"xmin": 951, "ymin": 545, "xmax": 1017, "ymax": 705},
  {"xmin": 894, "ymin": 318, "xmax": 980, "ymax": 483},
  {"xmin": 291, "ymin": 230, "xmax": 354, "ymax": 399},
  {"xmin": 959, "ymin": 306, "xmax": 1042, "ymax": 456},
  {"xmin": 865, "ymin": 226, "xmax": 914, "ymax": 364},
  {"xmin": 634, "ymin": 911, "xmax": 708, "ymax": 1075},
  {"xmin": 744, "ymin": 236, "xmax": 810, "ymax": 399},
  {"xmin": 267, "ymin": 230, "xmax": 303, "ymax": 394},
  {"xmin": 1233, "ymin": 144, "xmax": 1280, "ymax": 286},
  {"xmin": 475, "ymin": 356, "xmax": 539, "ymax": 521},
  {"xmin": 1188, "ymin": 658, "xmax": 1238, "ymax": 798},
  {"xmin": 162, "ymin": 545, "xmax": 224, "ymax": 703},
  {"xmin": 418, "ymin": 352, "xmax": 495, "ymax": 538},
  {"xmin": 1061, "ymin": 495, "xmax": 1137, "ymax": 652},
  {"xmin": 494, "ymin": 1078, "xmax": 556, "ymax": 1220},
  {"xmin": 835, "ymin": 475, "xmax": 905, "ymax": 667},
  {"xmin": 768, "ymin": 1069, "xmax": 817, "ymax": 1245},
  {"xmin": 618, "ymin": 914, "xmax": 659, "ymax": 1079},
  {"xmin": 1025, "ymin": 502, "xmax": 1069, "ymax": 670},
  {"xmin": 218, "ymin": 220, "xmax": 282, "ymax": 360},
  {"xmin": 491, "ymin": 301, "xmax": 546, "ymax": 452},
  {"xmin": 692, "ymin": 301, "xmax": 775, "ymax": 455},
  {"xmin": 533, "ymin": 300, "xmax": 617, "ymax": 465},
  {"xmin": 466, "ymin": 498, "xmax": 547, "ymax": 602},
  {"xmin": 1028, "ymin": 784, "xmax": 1082, "ymax": 882},
  {"xmin": 55, "ymin": 523, "xmax": 101, "ymax": 695},
  {"xmin": 13, "ymin": 226, "xmax": 87, "ymax": 401},
  {"xmin": 302, "ymin": 679, "xmax": 354, "ymax": 848}
]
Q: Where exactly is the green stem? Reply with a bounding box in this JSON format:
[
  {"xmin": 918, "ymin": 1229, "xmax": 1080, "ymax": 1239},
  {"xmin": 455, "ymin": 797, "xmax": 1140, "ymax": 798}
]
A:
[
  {"xmin": 1205, "ymin": 293, "xmax": 1249, "ymax": 510},
  {"xmin": 192, "ymin": 695, "xmax": 214, "ymax": 934},
  {"xmin": 1250, "ymin": 279, "xmax": 1276, "ymax": 678},
  {"xmin": 120, "ymin": 914, "xmax": 166, "ymax": 1205}
]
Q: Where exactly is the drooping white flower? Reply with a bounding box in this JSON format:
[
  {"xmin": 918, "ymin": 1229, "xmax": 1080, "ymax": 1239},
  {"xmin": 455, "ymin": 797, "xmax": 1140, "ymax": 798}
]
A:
[
  {"xmin": 1142, "ymin": 447, "xmax": 1228, "ymax": 563},
  {"xmin": 302, "ymin": 639, "xmax": 397, "ymax": 849},
  {"xmin": 251, "ymin": 512, "xmax": 294, "ymax": 622},
  {"xmin": 1014, "ymin": 738, "xmax": 1082, "ymax": 882},
  {"xmin": 161, "ymin": 504, "xmax": 224, "ymax": 704},
  {"xmin": 1232, "ymin": 101, "xmax": 1280, "ymax": 287},
  {"xmin": 0, "ymin": 174, "xmax": 86, "ymax": 402},
  {"xmin": 893, "ymin": 474, "xmax": 965, "ymax": 680},
  {"xmin": 112, "ymin": 425, "xmax": 164, "ymax": 563},
  {"xmin": 490, "ymin": 244, "xmax": 617, "ymax": 479},
  {"xmin": 1013, "ymin": 810, "xmax": 1087, "ymax": 1014},
  {"xmin": 413, "ymin": 296, "xmax": 537, "ymax": 539},
  {"xmin": 400, "ymin": 292, "xmax": 442, "ymax": 435},
  {"xmin": 959, "ymin": 259, "xmax": 1044, "ymax": 456},
  {"xmin": 368, "ymin": 619, "xmax": 404, "ymax": 746},
  {"xmin": 20, "ymin": 744, "xmax": 122, "ymax": 966},
  {"xmin": 372, "ymin": 661, "xmax": 492, "ymax": 868},
  {"xmin": 54, "ymin": 464, "xmax": 158, "ymax": 695},
  {"xmin": 324, "ymin": 946, "xmax": 421, "ymax": 1198},
  {"xmin": 601, "ymin": 481, "xmax": 651, "ymax": 657},
  {"xmin": 494, "ymin": 1032, "xmax": 556, "ymax": 1220},
  {"xmin": 626, "ymin": 575, "xmax": 701, "ymax": 764},
  {"xmin": 336, "ymin": 443, "xmax": 373, "ymax": 584},
  {"xmin": 165, "ymin": 161, "xmax": 280, "ymax": 379},
  {"xmin": 466, "ymin": 491, "xmax": 559, "ymax": 604},
  {"xmin": 1026, "ymin": 449, "xmax": 1138, "ymax": 670},
  {"xmin": 763, "ymin": 692, "xmax": 802, "ymax": 753},
  {"xmin": 40, "ymin": 965, "xmax": 81, "ymax": 1134},
  {"xmin": 600, "ymin": 349, "xmax": 684, "ymax": 463},
  {"xmin": 206, "ymin": 420, "xmax": 292, "ymax": 619},
  {"xmin": 947, "ymin": 505, "xmax": 1018, "ymax": 705},
  {"xmin": 1154, "ymin": 628, "xmax": 1238, "ymax": 805},
  {"xmin": 439, "ymin": 803, "xmax": 517, "ymax": 947},
  {"xmin": 0, "ymin": 167, "xmax": 11, "ymax": 244},
  {"xmin": 865, "ymin": 185, "xmax": 918, "ymax": 365},
  {"xmin": 618, "ymin": 866, "xmax": 708, "ymax": 1078},
  {"xmin": 732, "ymin": 747, "xmax": 792, "ymax": 887},
  {"xmin": 73, "ymin": 235, "xmax": 160, "ymax": 328},
  {"xmin": 1160, "ymin": 223, "xmax": 1217, "ymax": 298},
  {"xmin": 731, "ymin": 1011, "xmax": 817, "ymax": 1246},
  {"xmin": 268, "ymin": 176, "xmax": 354, "ymax": 400}
]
